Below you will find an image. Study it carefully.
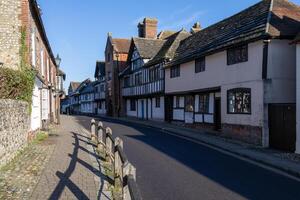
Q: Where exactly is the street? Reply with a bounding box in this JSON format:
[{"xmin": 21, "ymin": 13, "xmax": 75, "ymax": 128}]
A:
[{"xmin": 74, "ymin": 115, "xmax": 300, "ymax": 200}]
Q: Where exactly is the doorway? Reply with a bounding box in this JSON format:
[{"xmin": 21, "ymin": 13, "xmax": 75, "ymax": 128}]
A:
[{"xmin": 214, "ymin": 97, "xmax": 221, "ymax": 130}]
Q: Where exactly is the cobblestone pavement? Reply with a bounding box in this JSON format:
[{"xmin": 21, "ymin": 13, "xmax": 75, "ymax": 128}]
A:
[
  {"xmin": 31, "ymin": 116, "xmax": 104, "ymax": 200},
  {"xmin": 0, "ymin": 132, "xmax": 56, "ymax": 200}
]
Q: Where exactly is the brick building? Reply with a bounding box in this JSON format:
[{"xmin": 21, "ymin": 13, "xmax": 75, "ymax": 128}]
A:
[
  {"xmin": 104, "ymin": 33, "xmax": 130, "ymax": 117},
  {"xmin": 0, "ymin": 0, "xmax": 65, "ymax": 131}
]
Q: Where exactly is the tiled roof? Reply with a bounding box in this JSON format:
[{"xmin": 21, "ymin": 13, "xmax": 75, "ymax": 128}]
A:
[
  {"xmin": 145, "ymin": 30, "xmax": 191, "ymax": 67},
  {"xmin": 112, "ymin": 38, "xmax": 131, "ymax": 53},
  {"xmin": 157, "ymin": 30, "xmax": 177, "ymax": 39},
  {"xmin": 168, "ymin": 0, "xmax": 300, "ymax": 67},
  {"xmin": 70, "ymin": 82, "xmax": 80, "ymax": 91},
  {"xmin": 132, "ymin": 37, "xmax": 166, "ymax": 59}
]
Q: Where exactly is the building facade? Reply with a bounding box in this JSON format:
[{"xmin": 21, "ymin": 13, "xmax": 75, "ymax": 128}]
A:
[
  {"xmin": 164, "ymin": 0, "xmax": 300, "ymax": 151},
  {"xmin": 94, "ymin": 61, "xmax": 106, "ymax": 115},
  {"xmin": 104, "ymin": 34, "xmax": 130, "ymax": 117},
  {"xmin": 0, "ymin": 0, "xmax": 64, "ymax": 131},
  {"xmin": 120, "ymin": 21, "xmax": 191, "ymax": 121}
]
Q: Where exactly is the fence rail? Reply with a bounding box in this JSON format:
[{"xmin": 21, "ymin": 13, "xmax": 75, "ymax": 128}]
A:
[{"xmin": 90, "ymin": 119, "xmax": 142, "ymax": 200}]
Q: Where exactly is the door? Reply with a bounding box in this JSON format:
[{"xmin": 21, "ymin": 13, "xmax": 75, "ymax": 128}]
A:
[
  {"xmin": 165, "ymin": 96, "xmax": 173, "ymax": 122},
  {"xmin": 269, "ymin": 104, "xmax": 296, "ymax": 152},
  {"xmin": 214, "ymin": 97, "xmax": 221, "ymax": 130},
  {"xmin": 141, "ymin": 100, "xmax": 145, "ymax": 119},
  {"xmin": 184, "ymin": 95, "xmax": 194, "ymax": 124}
]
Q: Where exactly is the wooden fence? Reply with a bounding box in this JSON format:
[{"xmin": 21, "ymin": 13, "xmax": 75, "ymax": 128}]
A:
[{"xmin": 90, "ymin": 119, "xmax": 142, "ymax": 200}]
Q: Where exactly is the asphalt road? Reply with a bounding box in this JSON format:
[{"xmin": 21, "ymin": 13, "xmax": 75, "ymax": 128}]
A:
[{"xmin": 74, "ymin": 115, "xmax": 300, "ymax": 200}]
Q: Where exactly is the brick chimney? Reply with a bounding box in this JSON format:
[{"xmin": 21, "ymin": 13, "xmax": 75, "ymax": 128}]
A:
[
  {"xmin": 138, "ymin": 18, "xmax": 158, "ymax": 39},
  {"xmin": 191, "ymin": 22, "xmax": 201, "ymax": 34}
]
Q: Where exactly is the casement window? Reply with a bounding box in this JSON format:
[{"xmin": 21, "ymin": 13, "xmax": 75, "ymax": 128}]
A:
[
  {"xmin": 150, "ymin": 66, "xmax": 160, "ymax": 82},
  {"xmin": 135, "ymin": 73, "xmax": 142, "ymax": 85},
  {"xmin": 130, "ymin": 99, "xmax": 136, "ymax": 111},
  {"xmin": 155, "ymin": 97, "xmax": 160, "ymax": 108},
  {"xmin": 40, "ymin": 50, "xmax": 45, "ymax": 76},
  {"xmin": 47, "ymin": 58, "xmax": 50, "ymax": 81},
  {"xmin": 227, "ymin": 88, "xmax": 251, "ymax": 114},
  {"xmin": 31, "ymin": 30, "xmax": 36, "ymax": 67},
  {"xmin": 132, "ymin": 57, "xmax": 143, "ymax": 71},
  {"xmin": 175, "ymin": 96, "xmax": 180, "ymax": 108},
  {"xmin": 227, "ymin": 44, "xmax": 248, "ymax": 65},
  {"xmin": 185, "ymin": 96, "xmax": 194, "ymax": 112},
  {"xmin": 107, "ymin": 72, "xmax": 112, "ymax": 81},
  {"xmin": 124, "ymin": 76, "xmax": 130, "ymax": 87},
  {"xmin": 170, "ymin": 65, "xmax": 180, "ymax": 78},
  {"xmin": 195, "ymin": 57, "xmax": 205, "ymax": 73},
  {"xmin": 198, "ymin": 94, "xmax": 209, "ymax": 113}
]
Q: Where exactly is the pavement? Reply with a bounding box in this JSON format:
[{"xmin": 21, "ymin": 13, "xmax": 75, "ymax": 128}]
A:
[
  {"xmin": 74, "ymin": 115, "xmax": 300, "ymax": 200},
  {"xmin": 30, "ymin": 115, "xmax": 111, "ymax": 200}
]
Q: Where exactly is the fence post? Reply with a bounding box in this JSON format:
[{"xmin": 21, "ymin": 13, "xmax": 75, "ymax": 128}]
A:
[
  {"xmin": 114, "ymin": 137, "xmax": 124, "ymax": 178},
  {"xmin": 97, "ymin": 121, "xmax": 105, "ymax": 153},
  {"xmin": 106, "ymin": 127, "xmax": 113, "ymax": 163},
  {"xmin": 123, "ymin": 162, "xmax": 137, "ymax": 200},
  {"xmin": 91, "ymin": 119, "xmax": 96, "ymax": 142}
]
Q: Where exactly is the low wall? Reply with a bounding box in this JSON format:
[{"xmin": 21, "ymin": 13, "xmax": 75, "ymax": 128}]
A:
[{"xmin": 0, "ymin": 99, "xmax": 30, "ymax": 167}]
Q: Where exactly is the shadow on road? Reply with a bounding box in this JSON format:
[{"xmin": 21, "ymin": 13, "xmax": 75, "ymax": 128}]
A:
[{"xmin": 73, "ymin": 115, "xmax": 300, "ymax": 200}]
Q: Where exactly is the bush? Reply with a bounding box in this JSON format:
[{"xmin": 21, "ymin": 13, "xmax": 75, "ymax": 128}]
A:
[{"xmin": 0, "ymin": 67, "xmax": 35, "ymax": 104}]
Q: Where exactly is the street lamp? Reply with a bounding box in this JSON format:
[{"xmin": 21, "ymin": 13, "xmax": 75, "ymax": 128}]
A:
[{"xmin": 55, "ymin": 54, "xmax": 61, "ymax": 67}]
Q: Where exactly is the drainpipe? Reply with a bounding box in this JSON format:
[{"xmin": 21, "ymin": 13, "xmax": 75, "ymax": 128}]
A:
[{"xmin": 262, "ymin": 39, "xmax": 270, "ymax": 148}]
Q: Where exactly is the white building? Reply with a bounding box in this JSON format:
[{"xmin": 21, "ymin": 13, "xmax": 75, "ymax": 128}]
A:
[
  {"xmin": 294, "ymin": 33, "xmax": 300, "ymax": 154},
  {"xmin": 164, "ymin": 0, "xmax": 300, "ymax": 150}
]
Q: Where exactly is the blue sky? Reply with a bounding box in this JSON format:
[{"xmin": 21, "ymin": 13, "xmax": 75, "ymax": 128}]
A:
[{"xmin": 39, "ymin": 0, "xmax": 300, "ymax": 89}]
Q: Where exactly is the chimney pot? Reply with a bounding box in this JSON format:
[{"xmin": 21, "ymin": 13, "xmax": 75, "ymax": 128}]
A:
[{"xmin": 191, "ymin": 22, "xmax": 202, "ymax": 34}]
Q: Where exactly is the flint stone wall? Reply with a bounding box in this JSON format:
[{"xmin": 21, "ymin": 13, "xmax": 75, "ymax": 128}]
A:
[{"xmin": 0, "ymin": 99, "xmax": 29, "ymax": 167}]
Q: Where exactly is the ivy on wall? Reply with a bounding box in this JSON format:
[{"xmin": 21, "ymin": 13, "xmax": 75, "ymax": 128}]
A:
[{"xmin": 0, "ymin": 27, "xmax": 35, "ymax": 107}]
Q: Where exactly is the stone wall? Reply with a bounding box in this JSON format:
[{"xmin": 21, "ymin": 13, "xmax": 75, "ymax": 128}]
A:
[
  {"xmin": 0, "ymin": 0, "xmax": 22, "ymax": 69},
  {"xmin": 0, "ymin": 99, "xmax": 30, "ymax": 167}
]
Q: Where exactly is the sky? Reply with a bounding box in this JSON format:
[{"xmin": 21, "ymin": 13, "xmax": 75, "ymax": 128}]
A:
[{"xmin": 38, "ymin": 0, "xmax": 300, "ymax": 90}]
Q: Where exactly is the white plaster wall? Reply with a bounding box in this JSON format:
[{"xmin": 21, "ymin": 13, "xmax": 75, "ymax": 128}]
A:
[
  {"xmin": 147, "ymin": 99, "xmax": 152, "ymax": 119},
  {"xmin": 265, "ymin": 40, "xmax": 296, "ymax": 103},
  {"xmin": 151, "ymin": 97, "xmax": 165, "ymax": 120},
  {"xmin": 31, "ymin": 78, "xmax": 42, "ymax": 131},
  {"xmin": 166, "ymin": 41, "xmax": 264, "ymax": 127},
  {"xmin": 126, "ymin": 99, "xmax": 137, "ymax": 117},
  {"xmin": 173, "ymin": 109, "xmax": 184, "ymax": 121},
  {"xmin": 221, "ymin": 81, "xmax": 264, "ymax": 126},
  {"xmin": 165, "ymin": 41, "xmax": 263, "ymax": 93},
  {"xmin": 296, "ymin": 44, "xmax": 300, "ymax": 154}
]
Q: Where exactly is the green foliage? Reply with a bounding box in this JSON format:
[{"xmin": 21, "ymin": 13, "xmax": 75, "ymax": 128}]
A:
[
  {"xmin": 32, "ymin": 131, "xmax": 49, "ymax": 144},
  {"xmin": 0, "ymin": 27, "xmax": 35, "ymax": 107}
]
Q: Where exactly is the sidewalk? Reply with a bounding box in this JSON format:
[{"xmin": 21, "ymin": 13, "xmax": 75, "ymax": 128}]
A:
[
  {"xmin": 31, "ymin": 116, "xmax": 111, "ymax": 200},
  {"xmin": 99, "ymin": 115, "xmax": 300, "ymax": 179}
]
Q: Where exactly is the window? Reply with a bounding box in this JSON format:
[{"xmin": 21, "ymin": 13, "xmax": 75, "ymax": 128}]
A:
[
  {"xmin": 185, "ymin": 96, "xmax": 194, "ymax": 112},
  {"xmin": 107, "ymin": 72, "xmax": 112, "ymax": 81},
  {"xmin": 130, "ymin": 99, "xmax": 136, "ymax": 111},
  {"xmin": 135, "ymin": 73, "xmax": 142, "ymax": 85},
  {"xmin": 107, "ymin": 53, "xmax": 111, "ymax": 62},
  {"xmin": 170, "ymin": 65, "xmax": 180, "ymax": 78},
  {"xmin": 155, "ymin": 97, "xmax": 160, "ymax": 108},
  {"xmin": 198, "ymin": 94, "xmax": 209, "ymax": 113},
  {"xmin": 150, "ymin": 66, "xmax": 160, "ymax": 82},
  {"xmin": 31, "ymin": 31, "xmax": 36, "ymax": 67},
  {"xmin": 124, "ymin": 76, "xmax": 130, "ymax": 87},
  {"xmin": 227, "ymin": 44, "xmax": 248, "ymax": 65},
  {"xmin": 132, "ymin": 59, "xmax": 143, "ymax": 70},
  {"xmin": 227, "ymin": 88, "xmax": 251, "ymax": 114},
  {"xmin": 175, "ymin": 96, "xmax": 180, "ymax": 108},
  {"xmin": 195, "ymin": 57, "xmax": 205, "ymax": 73}
]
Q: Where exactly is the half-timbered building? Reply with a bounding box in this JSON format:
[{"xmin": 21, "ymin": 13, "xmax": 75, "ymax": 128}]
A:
[
  {"xmin": 164, "ymin": 0, "xmax": 300, "ymax": 151},
  {"xmin": 120, "ymin": 28, "xmax": 190, "ymax": 121},
  {"xmin": 94, "ymin": 61, "xmax": 106, "ymax": 115}
]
